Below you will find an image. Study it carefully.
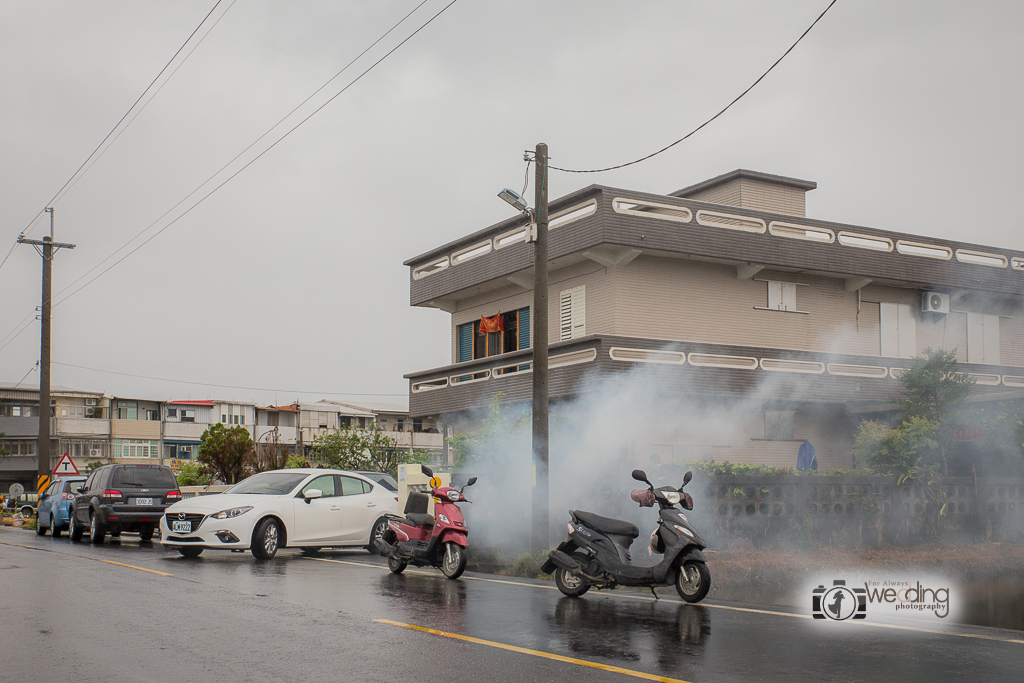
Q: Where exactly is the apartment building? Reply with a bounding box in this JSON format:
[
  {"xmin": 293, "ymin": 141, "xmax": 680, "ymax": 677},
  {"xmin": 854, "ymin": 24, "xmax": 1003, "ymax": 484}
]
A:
[{"xmin": 403, "ymin": 169, "xmax": 1024, "ymax": 470}]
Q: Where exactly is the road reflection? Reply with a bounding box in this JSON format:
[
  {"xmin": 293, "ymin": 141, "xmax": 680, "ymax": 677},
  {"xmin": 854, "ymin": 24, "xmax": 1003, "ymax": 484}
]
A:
[
  {"xmin": 550, "ymin": 597, "xmax": 711, "ymax": 673},
  {"xmin": 376, "ymin": 572, "xmax": 469, "ymax": 632}
]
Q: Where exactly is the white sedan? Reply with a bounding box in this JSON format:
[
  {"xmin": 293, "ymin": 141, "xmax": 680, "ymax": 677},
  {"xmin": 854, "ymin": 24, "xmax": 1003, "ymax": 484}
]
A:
[{"xmin": 160, "ymin": 469, "xmax": 399, "ymax": 560}]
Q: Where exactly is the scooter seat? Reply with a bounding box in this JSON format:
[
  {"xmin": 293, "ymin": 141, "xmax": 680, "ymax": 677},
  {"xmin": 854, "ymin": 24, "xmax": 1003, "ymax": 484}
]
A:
[
  {"xmin": 573, "ymin": 510, "xmax": 639, "ymax": 538},
  {"xmin": 407, "ymin": 513, "xmax": 434, "ymax": 527}
]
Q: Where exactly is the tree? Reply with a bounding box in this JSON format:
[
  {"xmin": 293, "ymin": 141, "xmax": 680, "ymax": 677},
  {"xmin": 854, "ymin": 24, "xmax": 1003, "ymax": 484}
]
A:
[
  {"xmin": 310, "ymin": 424, "xmax": 421, "ymax": 476},
  {"xmin": 252, "ymin": 429, "xmax": 290, "ymax": 473},
  {"xmin": 895, "ymin": 348, "xmax": 975, "ymax": 474},
  {"xmin": 175, "ymin": 461, "xmax": 212, "ymax": 487},
  {"xmin": 197, "ymin": 423, "xmax": 254, "ymax": 484},
  {"xmin": 85, "ymin": 460, "xmax": 105, "ymax": 473}
]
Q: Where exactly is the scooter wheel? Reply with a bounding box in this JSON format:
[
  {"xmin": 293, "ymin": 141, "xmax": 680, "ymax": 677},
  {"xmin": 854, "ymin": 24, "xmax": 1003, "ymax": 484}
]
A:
[
  {"xmin": 388, "ymin": 555, "xmax": 407, "ymax": 574},
  {"xmin": 675, "ymin": 560, "xmax": 711, "ymax": 603},
  {"xmin": 555, "ymin": 567, "xmax": 590, "ymax": 597},
  {"xmin": 440, "ymin": 542, "xmax": 467, "ymax": 580}
]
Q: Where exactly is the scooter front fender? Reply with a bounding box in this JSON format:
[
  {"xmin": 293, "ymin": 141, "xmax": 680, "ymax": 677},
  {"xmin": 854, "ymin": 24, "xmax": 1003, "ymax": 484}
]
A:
[{"xmin": 438, "ymin": 529, "xmax": 468, "ymax": 547}]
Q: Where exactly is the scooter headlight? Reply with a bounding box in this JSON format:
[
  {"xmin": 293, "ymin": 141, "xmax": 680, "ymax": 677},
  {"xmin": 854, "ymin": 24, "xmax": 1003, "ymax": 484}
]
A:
[
  {"xmin": 664, "ymin": 491, "xmax": 682, "ymax": 505},
  {"xmin": 447, "ymin": 490, "xmax": 460, "ymax": 501},
  {"xmin": 673, "ymin": 524, "xmax": 695, "ymax": 538}
]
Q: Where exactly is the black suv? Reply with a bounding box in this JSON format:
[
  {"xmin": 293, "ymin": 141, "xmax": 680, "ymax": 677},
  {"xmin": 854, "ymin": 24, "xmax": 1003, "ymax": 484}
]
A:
[{"xmin": 69, "ymin": 464, "xmax": 181, "ymax": 543}]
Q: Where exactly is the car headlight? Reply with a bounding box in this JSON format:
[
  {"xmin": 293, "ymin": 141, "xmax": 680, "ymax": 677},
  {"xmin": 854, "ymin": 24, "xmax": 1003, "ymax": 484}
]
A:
[
  {"xmin": 664, "ymin": 491, "xmax": 681, "ymax": 505},
  {"xmin": 446, "ymin": 490, "xmax": 460, "ymax": 501},
  {"xmin": 210, "ymin": 506, "xmax": 253, "ymax": 520}
]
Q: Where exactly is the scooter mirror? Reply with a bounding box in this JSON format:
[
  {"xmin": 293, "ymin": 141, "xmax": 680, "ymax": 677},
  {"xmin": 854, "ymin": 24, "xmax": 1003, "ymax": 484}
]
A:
[
  {"xmin": 421, "ymin": 465, "xmax": 434, "ymax": 478},
  {"xmin": 466, "ymin": 477, "xmax": 477, "ymax": 487},
  {"xmin": 631, "ymin": 469, "xmax": 648, "ymax": 482},
  {"xmin": 683, "ymin": 471, "xmax": 693, "ymax": 485}
]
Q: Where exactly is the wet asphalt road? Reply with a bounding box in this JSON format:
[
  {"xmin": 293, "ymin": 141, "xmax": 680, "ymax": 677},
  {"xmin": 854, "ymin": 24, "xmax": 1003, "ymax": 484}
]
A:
[{"xmin": 2, "ymin": 528, "xmax": 1022, "ymax": 683}]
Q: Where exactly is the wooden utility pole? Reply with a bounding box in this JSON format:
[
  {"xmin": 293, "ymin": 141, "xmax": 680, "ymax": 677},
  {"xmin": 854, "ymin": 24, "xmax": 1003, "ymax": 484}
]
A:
[
  {"xmin": 18, "ymin": 208, "xmax": 75, "ymax": 489},
  {"xmin": 532, "ymin": 143, "xmax": 549, "ymax": 551}
]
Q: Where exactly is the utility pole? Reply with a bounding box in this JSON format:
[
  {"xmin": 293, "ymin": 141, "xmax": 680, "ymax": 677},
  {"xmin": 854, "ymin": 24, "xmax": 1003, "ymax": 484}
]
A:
[
  {"xmin": 531, "ymin": 143, "xmax": 549, "ymax": 552},
  {"xmin": 18, "ymin": 209, "xmax": 75, "ymax": 490}
]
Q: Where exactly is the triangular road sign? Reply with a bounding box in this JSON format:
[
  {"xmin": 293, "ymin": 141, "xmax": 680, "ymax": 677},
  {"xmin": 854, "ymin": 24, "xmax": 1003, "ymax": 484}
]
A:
[{"xmin": 52, "ymin": 452, "xmax": 80, "ymax": 476}]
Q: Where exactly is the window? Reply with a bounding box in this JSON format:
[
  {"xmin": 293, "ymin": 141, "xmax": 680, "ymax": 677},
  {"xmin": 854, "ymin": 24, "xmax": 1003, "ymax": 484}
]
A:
[
  {"xmin": 318, "ymin": 412, "xmax": 328, "ymax": 428},
  {"xmin": 146, "ymin": 410, "xmax": 159, "ymax": 421},
  {"xmin": 880, "ymin": 303, "xmax": 917, "ymax": 358},
  {"xmin": 267, "ymin": 411, "xmax": 279, "ymax": 427},
  {"xmin": 180, "ymin": 445, "xmax": 193, "ymax": 460},
  {"xmin": 397, "ymin": 419, "xmax": 405, "ymax": 432},
  {"xmin": 233, "ymin": 415, "xmax": 239, "ymax": 425},
  {"xmin": 340, "ymin": 416, "xmax": 352, "ymax": 428},
  {"xmin": 12, "ymin": 406, "xmax": 21, "ymax": 417},
  {"xmin": 117, "ymin": 401, "xmax": 138, "ymax": 420},
  {"xmin": 764, "ymin": 411, "xmax": 795, "ymax": 440},
  {"xmin": 559, "ymin": 286, "xmax": 586, "ymax": 340},
  {"xmin": 113, "ymin": 439, "xmax": 159, "ymax": 458},
  {"xmin": 756, "ymin": 280, "xmax": 808, "ymax": 314},
  {"xmin": 967, "ymin": 313, "xmax": 1000, "ymax": 364},
  {"xmin": 340, "ymin": 476, "xmax": 370, "ymax": 496},
  {"xmin": 222, "ymin": 414, "xmax": 227, "ymax": 423},
  {"xmin": 413, "ymin": 419, "xmax": 423, "ymax": 433},
  {"xmin": 167, "ymin": 408, "xmax": 177, "ymax": 419},
  {"xmin": 457, "ymin": 307, "xmax": 531, "ymax": 362},
  {"xmin": 302, "ymin": 475, "xmax": 337, "ymax": 498},
  {"xmin": 181, "ymin": 410, "xmax": 196, "ymax": 423}
]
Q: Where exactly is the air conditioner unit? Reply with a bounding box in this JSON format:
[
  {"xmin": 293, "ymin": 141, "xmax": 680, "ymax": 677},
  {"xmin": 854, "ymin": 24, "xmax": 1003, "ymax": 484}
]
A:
[
  {"xmin": 85, "ymin": 407, "xmax": 96, "ymax": 417},
  {"xmin": 85, "ymin": 398, "xmax": 98, "ymax": 406},
  {"xmin": 89, "ymin": 449, "xmax": 101, "ymax": 457},
  {"xmin": 921, "ymin": 291, "xmax": 950, "ymax": 315}
]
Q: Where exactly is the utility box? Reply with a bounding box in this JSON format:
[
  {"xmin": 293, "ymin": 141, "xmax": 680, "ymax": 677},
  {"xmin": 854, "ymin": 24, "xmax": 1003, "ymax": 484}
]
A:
[{"xmin": 397, "ymin": 463, "xmax": 450, "ymax": 515}]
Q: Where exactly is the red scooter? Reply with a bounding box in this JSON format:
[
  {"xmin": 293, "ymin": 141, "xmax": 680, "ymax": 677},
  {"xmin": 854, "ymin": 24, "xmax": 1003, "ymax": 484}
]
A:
[{"xmin": 375, "ymin": 466, "xmax": 477, "ymax": 580}]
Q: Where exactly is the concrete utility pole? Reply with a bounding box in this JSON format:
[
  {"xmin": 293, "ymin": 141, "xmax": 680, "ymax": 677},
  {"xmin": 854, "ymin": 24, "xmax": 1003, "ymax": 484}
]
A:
[
  {"xmin": 18, "ymin": 208, "xmax": 75, "ymax": 489},
  {"xmin": 532, "ymin": 143, "xmax": 549, "ymax": 552}
]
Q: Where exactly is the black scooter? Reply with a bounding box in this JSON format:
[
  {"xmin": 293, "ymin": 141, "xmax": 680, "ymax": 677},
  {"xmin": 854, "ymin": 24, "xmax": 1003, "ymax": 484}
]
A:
[{"xmin": 540, "ymin": 469, "xmax": 711, "ymax": 602}]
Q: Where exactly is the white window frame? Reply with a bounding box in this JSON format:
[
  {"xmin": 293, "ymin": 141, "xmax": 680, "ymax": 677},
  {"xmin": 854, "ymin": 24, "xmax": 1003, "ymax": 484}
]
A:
[
  {"xmin": 880, "ymin": 302, "xmax": 917, "ymax": 358},
  {"xmin": 754, "ymin": 280, "xmax": 809, "ymax": 314}
]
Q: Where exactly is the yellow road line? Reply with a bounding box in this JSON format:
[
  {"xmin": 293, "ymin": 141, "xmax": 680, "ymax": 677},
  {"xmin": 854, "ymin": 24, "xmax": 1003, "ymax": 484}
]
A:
[
  {"xmin": 375, "ymin": 619, "xmax": 692, "ymax": 683},
  {"xmin": 98, "ymin": 559, "xmax": 173, "ymax": 576},
  {"xmin": 0, "ymin": 540, "xmax": 47, "ymax": 551}
]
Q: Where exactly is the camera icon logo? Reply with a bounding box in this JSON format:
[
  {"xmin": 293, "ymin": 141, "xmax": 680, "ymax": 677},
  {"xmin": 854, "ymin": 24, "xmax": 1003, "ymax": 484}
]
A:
[{"xmin": 812, "ymin": 580, "xmax": 867, "ymax": 620}]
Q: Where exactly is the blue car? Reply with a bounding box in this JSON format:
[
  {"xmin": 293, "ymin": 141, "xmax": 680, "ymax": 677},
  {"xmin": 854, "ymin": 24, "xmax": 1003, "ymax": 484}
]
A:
[{"xmin": 37, "ymin": 475, "xmax": 88, "ymax": 537}]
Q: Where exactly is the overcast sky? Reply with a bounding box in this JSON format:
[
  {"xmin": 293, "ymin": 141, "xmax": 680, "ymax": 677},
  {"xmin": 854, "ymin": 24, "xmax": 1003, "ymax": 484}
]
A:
[{"xmin": 1, "ymin": 0, "xmax": 1021, "ymax": 407}]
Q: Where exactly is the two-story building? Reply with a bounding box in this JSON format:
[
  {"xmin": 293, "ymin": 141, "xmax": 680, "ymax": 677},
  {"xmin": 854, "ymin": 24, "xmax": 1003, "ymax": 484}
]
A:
[{"xmin": 403, "ymin": 169, "xmax": 1024, "ymax": 470}]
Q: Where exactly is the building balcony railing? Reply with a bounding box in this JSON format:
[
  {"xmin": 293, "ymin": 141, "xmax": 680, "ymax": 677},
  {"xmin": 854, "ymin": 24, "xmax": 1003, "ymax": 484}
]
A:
[
  {"xmin": 406, "ymin": 185, "xmax": 1024, "ymax": 307},
  {"xmin": 406, "ymin": 335, "xmax": 1024, "ymax": 417}
]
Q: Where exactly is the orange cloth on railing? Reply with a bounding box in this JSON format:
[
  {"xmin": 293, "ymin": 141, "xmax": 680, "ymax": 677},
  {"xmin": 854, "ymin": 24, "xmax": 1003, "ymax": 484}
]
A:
[{"xmin": 479, "ymin": 313, "xmax": 504, "ymax": 334}]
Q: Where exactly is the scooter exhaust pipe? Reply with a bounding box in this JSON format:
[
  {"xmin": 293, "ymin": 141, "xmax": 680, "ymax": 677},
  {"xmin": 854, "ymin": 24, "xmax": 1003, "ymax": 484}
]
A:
[
  {"xmin": 374, "ymin": 539, "xmax": 394, "ymax": 556},
  {"xmin": 548, "ymin": 549, "xmax": 582, "ymax": 573}
]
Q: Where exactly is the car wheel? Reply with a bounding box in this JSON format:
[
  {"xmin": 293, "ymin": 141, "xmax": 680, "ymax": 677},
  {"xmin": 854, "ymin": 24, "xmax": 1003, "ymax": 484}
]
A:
[
  {"xmin": 51, "ymin": 515, "xmax": 62, "ymax": 538},
  {"xmin": 89, "ymin": 512, "xmax": 105, "ymax": 544},
  {"xmin": 300, "ymin": 547, "xmax": 321, "ymax": 557},
  {"xmin": 139, "ymin": 525, "xmax": 154, "ymax": 542},
  {"xmin": 366, "ymin": 517, "xmax": 390, "ymax": 555},
  {"xmin": 387, "ymin": 555, "xmax": 407, "ymax": 574},
  {"xmin": 69, "ymin": 510, "xmax": 83, "ymax": 541},
  {"xmin": 22, "ymin": 506, "xmax": 34, "ymax": 517},
  {"xmin": 440, "ymin": 542, "xmax": 467, "ymax": 580},
  {"xmin": 178, "ymin": 547, "xmax": 203, "ymax": 558},
  {"xmin": 251, "ymin": 518, "xmax": 281, "ymax": 560},
  {"xmin": 555, "ymin": 567, "xmax": 591, "ymax": 597},
  {"xmin": 36, "ymin": 517, "xmax": 47, "ymax": 535}
]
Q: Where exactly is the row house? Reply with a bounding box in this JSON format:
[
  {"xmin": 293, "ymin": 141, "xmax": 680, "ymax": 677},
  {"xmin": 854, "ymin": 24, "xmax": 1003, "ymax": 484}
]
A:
[{"xmin": 402, "ymin": 169, "xmax": 1024, "ymax": 470}]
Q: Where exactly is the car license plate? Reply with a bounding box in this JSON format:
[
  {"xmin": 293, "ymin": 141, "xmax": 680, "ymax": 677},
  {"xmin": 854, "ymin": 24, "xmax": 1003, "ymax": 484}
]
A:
[
  {"xmin": 171, "ymin": 520, "xmax": 191, "ymax": 533},
  {"xmin": 135, "ymin": 497, "xmax": 153, "ymax": 506}
]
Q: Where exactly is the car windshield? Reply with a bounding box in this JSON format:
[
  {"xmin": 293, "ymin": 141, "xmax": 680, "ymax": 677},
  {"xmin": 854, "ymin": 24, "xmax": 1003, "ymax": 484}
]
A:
[
  {"xmin": 226, "ymin": 472, "xmax": 309, "ymax": 495},
  {"xmin": 359, "ymin": 472, "xmax": 398, "ymax": 492},
  {"xmin": 113, "ymin": 468, "xmax": 176, "ymax": 488}
]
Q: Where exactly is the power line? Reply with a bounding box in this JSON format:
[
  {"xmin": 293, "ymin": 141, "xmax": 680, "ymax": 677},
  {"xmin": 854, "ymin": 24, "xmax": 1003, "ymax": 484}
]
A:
[
  {"xmin": 52, "ymin": 361, "xmax": 407, "ymax": 397},
  {"xmin": 52, "ymin": 0, "xmax": 461, "ymax": 308},
  {"xmin": 0, "ymin": 315, "xmax": 36, "ymax": 354},
  {"xmin": 13, "ymin": 363, "xmax": 38, "ymax": 390},
  {"xmin": 550, "ymin": 0, "xmax": 839, "ymax": 174},
  {"xmin": 6, "ymin": 0, "xmax": 229, "ymax": 248},
  {"xmin": 49, "ymin": 0, "xmax": 433, "ymax": 308}
]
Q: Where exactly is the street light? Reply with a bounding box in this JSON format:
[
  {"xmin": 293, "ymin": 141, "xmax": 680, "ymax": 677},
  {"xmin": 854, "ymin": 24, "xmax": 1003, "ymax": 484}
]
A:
[{"xmin": 497, "ymin": 188, "xmax": 530, "ymax": 213}]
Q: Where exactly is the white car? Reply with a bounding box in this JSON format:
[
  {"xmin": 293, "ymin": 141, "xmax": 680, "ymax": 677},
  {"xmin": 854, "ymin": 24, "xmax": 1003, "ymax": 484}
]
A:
[{"xmin": 160, "ymin": 468, "xmax": 399, "ymax": 560}]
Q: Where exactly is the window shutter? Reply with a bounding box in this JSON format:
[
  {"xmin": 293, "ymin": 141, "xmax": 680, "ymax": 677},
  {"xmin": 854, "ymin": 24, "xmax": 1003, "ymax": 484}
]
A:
[
  {"xmin": 767, "ymin": 281, "xmax": 783, "ymax": 310},
  {"xmin": 781, "ymin": 283, "xmax": 797, "ymax": 312},
  {"xmin": 518, "ymin": 307, "xmax": 530, "ymax": 349},
  {"xmin": 559, "ymin": 286, "xmax": 586, "ymax": 340},
  {"xmin": 458, "ymin": 322, "xmax": 473, "ymax": 362}
]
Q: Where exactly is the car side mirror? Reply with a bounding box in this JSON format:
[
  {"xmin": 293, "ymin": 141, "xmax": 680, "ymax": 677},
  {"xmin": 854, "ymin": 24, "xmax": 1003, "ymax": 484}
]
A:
[
  {"xmin": 466, "ymin": 477, "xmax": 477, "ymax": 487},
  {"xmin": 683, "ymin": 471, "xmax": 693, "ymax": 485},
  {"xmin": 631, "ymin": 469, "xmax": 648, "ymax": 483},
  {"xmin": 303, "ymin": 489, "xmax": 323, "ymax": 503}
]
